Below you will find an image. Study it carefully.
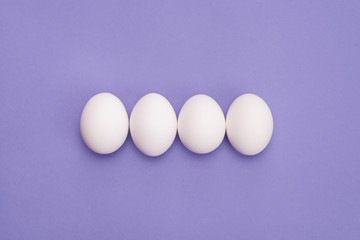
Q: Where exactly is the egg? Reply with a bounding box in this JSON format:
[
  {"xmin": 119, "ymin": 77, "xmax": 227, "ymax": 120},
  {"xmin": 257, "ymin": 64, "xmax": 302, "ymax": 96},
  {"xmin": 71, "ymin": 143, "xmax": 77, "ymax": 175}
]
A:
[
  {"xmin": 226, "ymin": 93, "xmax": 273, "ymax": 156},
  {"xmin": 130, "ymin": 93, "xmax": 177, "ymax": 157},
  {"xmin": 178, "ymin": 94, "xmax": 225, "ymax": 154},
  {"xmin": 80, "ymin": 93, "xmax": 129, "ymax": 154}
]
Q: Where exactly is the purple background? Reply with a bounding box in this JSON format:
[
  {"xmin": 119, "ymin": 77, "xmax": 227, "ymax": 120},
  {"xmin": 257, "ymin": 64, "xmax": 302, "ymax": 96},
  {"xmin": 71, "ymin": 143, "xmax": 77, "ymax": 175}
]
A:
[{"xmin": 1, "ymin": 0, "xmax": 360, "ymax": 239}]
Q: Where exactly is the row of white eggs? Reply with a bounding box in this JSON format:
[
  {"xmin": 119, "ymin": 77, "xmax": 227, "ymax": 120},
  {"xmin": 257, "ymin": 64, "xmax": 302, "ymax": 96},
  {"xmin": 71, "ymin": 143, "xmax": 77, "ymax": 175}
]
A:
[{"xmin": 80, "ymin": 93, "xmax": 273, "ymax": 156}]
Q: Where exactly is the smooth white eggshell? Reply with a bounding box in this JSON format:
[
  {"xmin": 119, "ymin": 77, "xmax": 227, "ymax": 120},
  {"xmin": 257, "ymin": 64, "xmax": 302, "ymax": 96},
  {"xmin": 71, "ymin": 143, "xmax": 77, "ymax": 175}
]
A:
[
  {"xmin": 130, "ymin": 93, "xmax": 177, "ymax": 157},
  {"xmin": 80, "ymin": 93, "xmax": 129, "ymax": 154},
  {"xmin": 178, "ymin": 94, "xmax": 225, "ymax": 154},
  {"xmin": 226, "ymin": 93, "xmax": 273, "ymax": 156}
]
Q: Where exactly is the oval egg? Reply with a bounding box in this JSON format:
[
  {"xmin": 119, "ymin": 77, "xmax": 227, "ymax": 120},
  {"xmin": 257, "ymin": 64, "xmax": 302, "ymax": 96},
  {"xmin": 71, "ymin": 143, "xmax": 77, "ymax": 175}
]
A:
[
  {"xmin": 178, "ymin": 94, "xmax": 225, "ymax": 154},
  {"xmin": 80, "ymin": 92, "xmax": 129, "ymax": 154},
  {"xmin": 226, "ymin": 93, "xmax": 273, "ymax": 156},
  {"xmin": 130, "ymin": 93, "xmax": 177, "ymax": 157}
]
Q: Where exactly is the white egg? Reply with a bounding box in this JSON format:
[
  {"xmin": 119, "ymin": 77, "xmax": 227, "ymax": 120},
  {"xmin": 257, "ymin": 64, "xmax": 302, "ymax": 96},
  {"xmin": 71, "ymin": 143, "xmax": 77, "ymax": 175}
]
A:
[
  {"xmin": 178, "ymin": 94, "xmax": 225, "ymax": 154},
  {"xmin": 226, "ymin": 93, "xmax": 273, "ymax": 156},
  {"xmin": 80, "ymin": 93, "xmax": 129, "ymax": 154},
  {"xmin": 130, "ymin": 93, "xmax": 177, "ymax": 157}
]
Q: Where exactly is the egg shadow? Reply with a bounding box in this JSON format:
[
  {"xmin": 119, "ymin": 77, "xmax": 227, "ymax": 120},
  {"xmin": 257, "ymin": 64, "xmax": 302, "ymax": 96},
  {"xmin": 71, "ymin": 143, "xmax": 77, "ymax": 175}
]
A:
[
  {"xmin": 224, "ymin": 132, "xmax": 273, "ymax": 164},
  {"xmin": 127, "ymin": 133, "xmax": 169, "ymax": 163},
  {"xmin": 78, "ymin": 131, "xmax": 132, "ymax": 163},
  {"xmin": 172, "ymin": 134, "xmax": 226, "ymax": 164}
]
